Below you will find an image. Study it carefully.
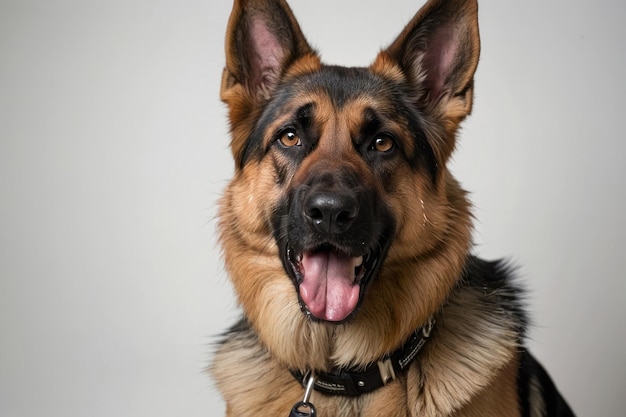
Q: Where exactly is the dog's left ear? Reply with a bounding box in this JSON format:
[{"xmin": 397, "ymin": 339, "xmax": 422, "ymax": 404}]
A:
[{"xmin": 373, "ymin": 0, "xmax": 480, "ymax": 154}]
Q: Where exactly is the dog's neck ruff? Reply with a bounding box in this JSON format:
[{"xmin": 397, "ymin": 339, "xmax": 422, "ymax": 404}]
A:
[{"xmin": 291, "ymin": 317, "xmax": 435, "ymax": 397}]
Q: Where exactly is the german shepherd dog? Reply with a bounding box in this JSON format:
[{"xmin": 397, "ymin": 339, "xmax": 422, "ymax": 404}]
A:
[{"xmin": 212, "ymin": 0, "xmax": 574, "ymax": 415}]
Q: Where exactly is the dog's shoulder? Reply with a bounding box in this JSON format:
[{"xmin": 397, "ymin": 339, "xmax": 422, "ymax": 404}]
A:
[
  {"xmin": 406, "ymin": 256, "xmax": 525, "ymax": 415},
  {"xmin": 211, "ymin": 319, "xmax": 302, "ymax": 415},
  {"xmin": 460, "ymin": 258, "xmax": 574, "ymax": 416},
  {"xmin": 427, "ymin": 256, "xmax": 574, "ymax": 417}
]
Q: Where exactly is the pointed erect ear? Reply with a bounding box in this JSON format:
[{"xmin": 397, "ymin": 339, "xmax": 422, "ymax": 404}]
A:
[
  {"xmin": 222, "ymin": 0, "xmax": 316, "ymax": 100},
  {"xmin": 374, "ymin": 0, "xmax": 480, "ymax": 116}
]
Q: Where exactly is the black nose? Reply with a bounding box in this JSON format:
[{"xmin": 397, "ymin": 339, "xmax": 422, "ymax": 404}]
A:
[{"xmin": 303, "ymin": 191, "xmax": 359, "ymax": 235}]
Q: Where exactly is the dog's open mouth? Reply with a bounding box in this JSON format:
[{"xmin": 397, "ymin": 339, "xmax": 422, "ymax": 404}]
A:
[{"xmin": 286, "ymin": 244, "xmax": 380, "ymax": 322}]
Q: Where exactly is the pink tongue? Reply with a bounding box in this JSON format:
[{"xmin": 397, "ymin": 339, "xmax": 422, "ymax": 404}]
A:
[{"xmin": 299, "ymin": 251, "xmax": 360, "ymax": 322}]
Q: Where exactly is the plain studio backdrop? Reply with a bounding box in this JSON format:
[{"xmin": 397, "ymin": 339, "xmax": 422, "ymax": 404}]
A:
[{"xmin": 1, "ymin": 0, "xmax": 624, "ymax": 415}]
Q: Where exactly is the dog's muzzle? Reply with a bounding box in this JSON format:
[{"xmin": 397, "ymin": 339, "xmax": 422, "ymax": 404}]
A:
[{"xmin": 275, "ymin": 170, "xmax": 393, "ymax": 323}]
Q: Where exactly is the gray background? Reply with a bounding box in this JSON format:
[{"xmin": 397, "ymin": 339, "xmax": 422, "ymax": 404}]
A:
[{"xmin": 1, "ymin": 0, "xmax": 624, "ymax": 416}]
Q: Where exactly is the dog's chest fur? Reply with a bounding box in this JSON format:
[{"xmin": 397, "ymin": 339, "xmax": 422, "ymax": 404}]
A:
[{"xmin": 213, "ymin": 258, "xmax": 525, "ymax": 417}]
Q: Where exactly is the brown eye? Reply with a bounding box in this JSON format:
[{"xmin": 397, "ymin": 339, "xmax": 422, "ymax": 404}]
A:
[
  {"xmin": 278, "ymin": 129, "xmax": 301, "ymax": 148},
  {"xmin": 372, "ymin": 135, "xmax": 395, "ymax": 153}
]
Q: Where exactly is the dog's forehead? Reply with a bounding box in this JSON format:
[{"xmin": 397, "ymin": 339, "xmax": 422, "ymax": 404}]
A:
[
  {"xmin": 263, "ymin": 65, "xmax": 412, "ymax": 136},
  {"xmin": 287, "ymin": 65, "xmax": 394, "ymax": 108}
]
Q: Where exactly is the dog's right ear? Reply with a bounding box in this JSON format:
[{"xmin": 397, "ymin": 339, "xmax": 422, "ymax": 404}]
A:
[
  {"xmin": 222, "ymin": 0, "xmax": 317, "ymax": 167},
  {"xmin": 222, "ymin": 0, "xmax": 316, "ymax": 101}
]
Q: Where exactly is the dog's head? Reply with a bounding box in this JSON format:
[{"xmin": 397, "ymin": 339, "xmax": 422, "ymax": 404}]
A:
[{"xmin": 218, "ymin": 0, "xmax": 479, "ymax": 354}]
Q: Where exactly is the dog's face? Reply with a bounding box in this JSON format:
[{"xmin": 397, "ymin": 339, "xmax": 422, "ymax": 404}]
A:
[
  {"xmin": 269, "ymin": 68, "xmax": 417, "ymax": 322},
  {"xmin": 219, "ymin": 0, "xmax": 479, "ymax": 360}
]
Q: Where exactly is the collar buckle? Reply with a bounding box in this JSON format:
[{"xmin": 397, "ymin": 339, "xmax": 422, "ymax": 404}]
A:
[{"xmin": 377, "ymin": 358, "xmax": 397, "ymax": 385}]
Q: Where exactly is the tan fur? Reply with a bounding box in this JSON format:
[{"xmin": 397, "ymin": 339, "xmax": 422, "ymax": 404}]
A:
[
  {"xmin": 452, "ymin": 358, "xmax": 521, "ymax": 417},
  {"xmin": 212, "ymin": 0, "xmax": 526, "ymax": 416},
  {"xmin": 213, "ymin": 274, "xmax": 522, "ymax": 416}
]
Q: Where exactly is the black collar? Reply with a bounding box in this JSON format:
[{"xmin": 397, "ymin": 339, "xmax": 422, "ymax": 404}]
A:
[{"xmin": 291, "ymin": 317, "xmax": 435, "ymax": 397}]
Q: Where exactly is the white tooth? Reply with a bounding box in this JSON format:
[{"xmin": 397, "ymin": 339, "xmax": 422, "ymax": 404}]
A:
[{"xmin": 354, "ymin": 256, "xmax": 364, "ymax": 268}]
